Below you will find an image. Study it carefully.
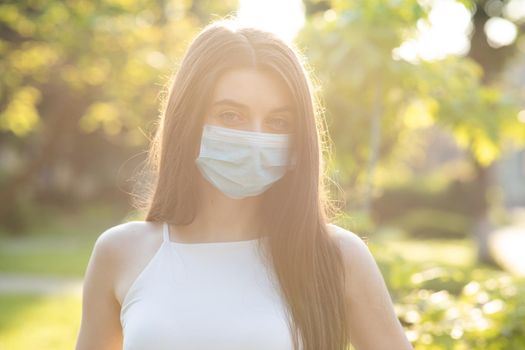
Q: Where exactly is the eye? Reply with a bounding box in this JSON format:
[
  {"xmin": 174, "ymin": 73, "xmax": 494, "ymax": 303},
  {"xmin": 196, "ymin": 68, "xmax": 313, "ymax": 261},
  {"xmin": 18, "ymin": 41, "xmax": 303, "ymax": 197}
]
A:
[
  {"xmin": 218, "ymin": 111, "xmax": 243, "ymax": 124},
  {"xmin": 268, "ymin": 117, "xmax": 290, "ymax": 131}
]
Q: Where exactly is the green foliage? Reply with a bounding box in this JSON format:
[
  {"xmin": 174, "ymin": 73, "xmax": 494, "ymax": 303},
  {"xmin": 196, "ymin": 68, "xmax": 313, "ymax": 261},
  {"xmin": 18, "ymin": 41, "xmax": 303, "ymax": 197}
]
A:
[
  {"xmin": 0, "ymin": 1, "xmax": 215, "ymax": 142},
  {"xmin": 0, "ymin": 86, "xmax": 41, "ymax": 136},
  {"xmin": 370, "ymin": 239, "xmax": 525, "ymax": 349},
  {"xmin": 398, "ymin": 270, "xmax": 525, "ymax": 349},
  {"xmin": 393, "ymin": 208, "xmax": 471, "ymax": 239},
  {"xmin": 297, "ymin": 0, "xmax": 427, "ymax": 195},
  {"xmin": 332, "ymin": 208, "xmax": 377, "ymax": 237},
  {"xmin": 297, "ymin": 0, "xmax": 525, "ymax": 204},
  {"xmin": 370, "ymin": 175, "xmax": 490, "ymax": 238},
  {"xmin": 0, "ymin": 0, "xmax": 239, "ymax": 229},
  {"xmin": 409, "ymin": 58, "xmax": 525, "ymax": 166}
]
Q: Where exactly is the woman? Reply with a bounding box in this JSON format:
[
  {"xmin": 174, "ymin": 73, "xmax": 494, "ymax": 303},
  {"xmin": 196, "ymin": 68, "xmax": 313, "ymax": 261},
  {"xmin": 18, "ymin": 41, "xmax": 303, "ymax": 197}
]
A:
[{"xmin": 75, "ymin": 18, "xmax": 413, "ymax": 350}]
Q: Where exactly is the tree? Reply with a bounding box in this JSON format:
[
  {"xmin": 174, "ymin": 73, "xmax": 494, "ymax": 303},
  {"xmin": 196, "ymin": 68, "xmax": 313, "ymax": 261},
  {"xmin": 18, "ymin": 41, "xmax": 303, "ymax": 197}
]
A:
[
  {"xmin": 0, "ymin": 0, "xmax": 238, "ymax": 233},
  {"xmin": 297, "ymin": 0, "xmax": 525, "ymax": 261}
]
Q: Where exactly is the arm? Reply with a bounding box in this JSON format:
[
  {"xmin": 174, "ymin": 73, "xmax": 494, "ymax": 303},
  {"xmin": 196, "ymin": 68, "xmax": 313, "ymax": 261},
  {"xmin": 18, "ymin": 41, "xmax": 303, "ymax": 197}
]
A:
[
  {"xmin": 331, "ymin": 225, "xmax": 413, "ymax": 350},
  {"xmin": 75, "ymin": 228, "xmax": 124, "ymax": 350}
]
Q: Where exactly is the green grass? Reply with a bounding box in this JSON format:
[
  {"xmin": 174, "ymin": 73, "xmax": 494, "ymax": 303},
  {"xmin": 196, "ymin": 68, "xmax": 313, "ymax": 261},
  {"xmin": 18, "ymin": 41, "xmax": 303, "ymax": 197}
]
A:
[
  {"xmin": 0, "ymin": 201, "xmax": 133, "ymax": 277},
  {"xmin": 0, "ymin": 229, "xmax": 100, "ymax": 277},
  {"xmin": 364, "ymin": 228, "xmax": 500, "ymax": 298},
  {"xmin": 0, "ymin": 202, "xmax": 133, "ymax": 350},
  {"xmin": 369, "ymin": 233, "xmax": 476, "ymax": 268},
  {"xmin": 0, "ymin": 293, "xmax": 82, "ymax": 350}
]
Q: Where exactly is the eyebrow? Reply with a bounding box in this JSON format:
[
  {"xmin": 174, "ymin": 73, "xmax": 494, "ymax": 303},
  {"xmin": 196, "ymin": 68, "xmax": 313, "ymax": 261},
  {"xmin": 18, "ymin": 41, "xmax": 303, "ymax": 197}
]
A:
[{"xmin": 212, "ymin": 98, "xmax": 295, "ymax": 114}]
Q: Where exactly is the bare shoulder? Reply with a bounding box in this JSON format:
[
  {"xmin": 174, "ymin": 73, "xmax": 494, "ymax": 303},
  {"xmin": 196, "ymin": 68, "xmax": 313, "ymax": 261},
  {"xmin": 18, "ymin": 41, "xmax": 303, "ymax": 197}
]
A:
[
  {"xmin": 89, "ymin": 221, "xmax": 163, "ymax": 299},
  {"xmin": 326, "ymin": 223, "xmax": 413, "ymax": 349},
  {"xmin": 94, "ymin": 220, "xmax": 160, "ymax": 255},
  {"xmin": 76, "ymin": 221, "xmax": 161, "ymax": 349},
  {"xmin": 326, "ymin": 222, "xmax": 374, "ymax": 271},
  {"xmin": 326, "ymin": 222, "xmax": 386, "ymax": 292},
  {"xmin": 326, "ymin": 222, "xmax": 392, "ymax": 310},
  {"xmin": 326, "ymin": 222, "xmax": 368, "ymax": 247}
]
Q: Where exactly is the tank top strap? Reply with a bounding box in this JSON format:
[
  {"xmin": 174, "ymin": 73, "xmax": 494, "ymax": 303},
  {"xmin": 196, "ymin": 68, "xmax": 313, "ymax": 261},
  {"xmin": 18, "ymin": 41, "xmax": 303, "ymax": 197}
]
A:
[{"xmin": 162, "ymin": 222, "xmax": 170, "ymax": 243}]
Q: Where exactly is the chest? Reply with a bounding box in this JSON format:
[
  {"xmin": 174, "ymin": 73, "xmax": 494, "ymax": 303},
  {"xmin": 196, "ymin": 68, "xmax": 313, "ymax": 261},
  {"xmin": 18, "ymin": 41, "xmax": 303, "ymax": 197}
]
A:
[
  {"xmin": 122, "ymin": 291, "xmax": 294, "ymax": 350},
  {"xmin": 120, "ymin": 243, "xmax": 296, "ymax": 350}
]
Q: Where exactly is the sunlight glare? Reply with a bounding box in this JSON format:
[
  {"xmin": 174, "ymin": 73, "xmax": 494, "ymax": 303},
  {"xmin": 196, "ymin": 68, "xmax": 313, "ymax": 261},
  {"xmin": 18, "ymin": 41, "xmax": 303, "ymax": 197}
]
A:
[
  {"xmin": 503, "ymin": 0, "xmax": 525, "ymax": 22},
  {"xmin": 236, "ymin": 0, "xmax": 305, "ymax": 44},
  {"xmin": 393, "ymin": 0, "xmax": 472, "ymax": 63},
  {"xmin": 485, "ymin": 17, "xmax": 518, "ymax": 48}
]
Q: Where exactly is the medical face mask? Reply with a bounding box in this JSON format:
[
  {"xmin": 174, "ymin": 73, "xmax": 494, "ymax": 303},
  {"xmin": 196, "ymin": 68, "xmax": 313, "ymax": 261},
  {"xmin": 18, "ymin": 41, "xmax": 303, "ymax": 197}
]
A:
[{"xmin": 195, "ymin": 123, "xmax": 296, "ymax": 199}]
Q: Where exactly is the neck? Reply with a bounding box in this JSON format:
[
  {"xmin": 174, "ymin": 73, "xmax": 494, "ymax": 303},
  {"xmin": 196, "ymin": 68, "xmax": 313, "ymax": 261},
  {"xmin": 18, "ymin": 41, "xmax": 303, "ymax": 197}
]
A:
[{"xmin": 177, "ymin": 179, "xmax": 264, "ymax": 242}]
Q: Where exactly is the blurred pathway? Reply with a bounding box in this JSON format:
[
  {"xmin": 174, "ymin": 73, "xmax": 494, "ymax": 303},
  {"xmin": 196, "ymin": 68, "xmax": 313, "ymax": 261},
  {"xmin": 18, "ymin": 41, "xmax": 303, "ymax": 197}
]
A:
[
  {"xmin": 489, "ymin": 207, "xmax": 525, "ymax": 277},
  {"xmin": 0, "ymin": 273, "xmax": 82, "ymax": 296}
]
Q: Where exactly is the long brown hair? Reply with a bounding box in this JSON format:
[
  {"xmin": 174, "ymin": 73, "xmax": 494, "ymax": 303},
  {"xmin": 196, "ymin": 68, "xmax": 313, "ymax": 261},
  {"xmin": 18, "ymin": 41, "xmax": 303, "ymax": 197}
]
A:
[{"xmin": 134, "ymin": 17, "xmax": 350, "ymax": 350}]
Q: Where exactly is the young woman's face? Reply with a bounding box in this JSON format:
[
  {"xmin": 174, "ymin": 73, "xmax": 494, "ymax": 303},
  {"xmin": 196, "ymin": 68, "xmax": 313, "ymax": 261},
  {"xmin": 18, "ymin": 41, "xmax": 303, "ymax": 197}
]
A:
[{"xmin": 204, "ymin": 67, "xmax": 296, "ymax": 134}]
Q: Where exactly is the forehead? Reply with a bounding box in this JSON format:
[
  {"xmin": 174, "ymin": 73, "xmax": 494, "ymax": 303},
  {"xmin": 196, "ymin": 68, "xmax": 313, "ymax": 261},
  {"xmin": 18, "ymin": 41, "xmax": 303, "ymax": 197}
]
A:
[{"xmin": 209, "ymin": 67, "xmax": 294, "ymax": 111}]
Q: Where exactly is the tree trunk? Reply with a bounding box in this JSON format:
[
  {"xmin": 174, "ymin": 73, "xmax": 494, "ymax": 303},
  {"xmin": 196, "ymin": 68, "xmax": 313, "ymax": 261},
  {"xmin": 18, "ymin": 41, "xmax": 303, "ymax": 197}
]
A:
[{"xmin": 363, "ymin": 79, "xmax": 383, "ymax": 216}]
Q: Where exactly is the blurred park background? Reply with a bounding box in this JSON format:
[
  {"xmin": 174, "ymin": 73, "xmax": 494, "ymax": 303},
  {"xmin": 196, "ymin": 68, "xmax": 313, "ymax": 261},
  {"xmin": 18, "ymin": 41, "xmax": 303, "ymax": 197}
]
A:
[{"xmin": 1, "ymin": 0, "xmax": 525, "ymax": 349}]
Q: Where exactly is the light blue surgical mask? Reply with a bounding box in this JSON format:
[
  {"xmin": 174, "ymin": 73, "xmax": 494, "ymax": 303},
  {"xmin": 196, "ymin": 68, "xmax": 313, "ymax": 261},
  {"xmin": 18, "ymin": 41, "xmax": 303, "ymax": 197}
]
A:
[{"xmin": 195, "ymin": 123, "xmax": 296, "ymax": 199}]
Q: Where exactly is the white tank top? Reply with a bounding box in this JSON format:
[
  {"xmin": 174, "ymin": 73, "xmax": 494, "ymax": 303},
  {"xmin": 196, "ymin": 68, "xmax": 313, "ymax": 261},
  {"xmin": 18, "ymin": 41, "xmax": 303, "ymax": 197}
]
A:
[{"xmin": 120, "ymin": 222, "xmax": 297, "ymax": 350}]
